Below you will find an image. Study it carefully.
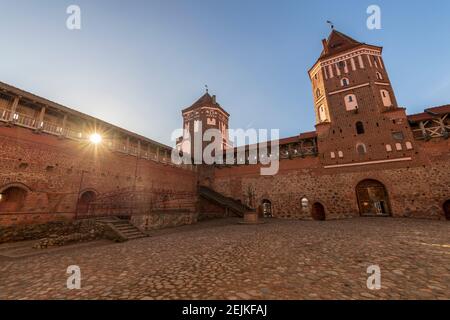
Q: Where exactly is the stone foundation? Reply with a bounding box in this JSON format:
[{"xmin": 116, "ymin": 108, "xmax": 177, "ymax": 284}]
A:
[
  {"xmin": 131, "ymin": 211, "xmax": 198, "ymax": 231},
  {"xmin": 0, "ymin": 219, "xmax": 118, "ymax": 244}
]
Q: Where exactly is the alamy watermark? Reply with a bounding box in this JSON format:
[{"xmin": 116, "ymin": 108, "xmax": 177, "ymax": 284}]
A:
[
  {"xmin": 366, "ymin": 265, "xmax": 381, "ymax": 290},
  {"xmin": 367, "ymin": 5, "xmax": 381, "ymax": 30},
  {"xmin": 171, "ymin": 125, "xmax": 280, "ymax": 176},
  {"xmin": 67, "ymin": 265, "xmax": 81, "ymax": 289},
  {"xmin": 66, "ymin": 5, "xmax": 81, "ymax": 30}
]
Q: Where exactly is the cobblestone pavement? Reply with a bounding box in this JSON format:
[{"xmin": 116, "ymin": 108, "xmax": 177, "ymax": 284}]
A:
[{"xmin": 0, "ymin": 218, "xmax": 449, "ymax": 300}]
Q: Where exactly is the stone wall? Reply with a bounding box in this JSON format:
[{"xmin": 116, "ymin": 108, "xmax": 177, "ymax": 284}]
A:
[
  {"xmin": 211, "ymin": 140, "xmax": 450, "ymax": 221},
  {"xmin": 0, "ymin": 218, "xmax": 117, "ymax": 244},
  {"xmin": 131, "ymin": 211, "xmax": 198, "ymax": 231}
]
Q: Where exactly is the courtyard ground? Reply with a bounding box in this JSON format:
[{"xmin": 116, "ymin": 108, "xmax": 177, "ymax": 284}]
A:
[{"xmin": 0, "ymin": 217, "xmax": 449, "ymax": 300}]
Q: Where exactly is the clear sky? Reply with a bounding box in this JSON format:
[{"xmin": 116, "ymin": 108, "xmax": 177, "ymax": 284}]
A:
[{"xmin": 1, "ymin": 0, "xmax": 450, "ymax": 145}]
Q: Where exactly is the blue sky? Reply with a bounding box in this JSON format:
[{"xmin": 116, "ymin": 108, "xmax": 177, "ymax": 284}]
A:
[{"xmin": 1, "ymin": 0, "xmax": 450, "ymax": 145}]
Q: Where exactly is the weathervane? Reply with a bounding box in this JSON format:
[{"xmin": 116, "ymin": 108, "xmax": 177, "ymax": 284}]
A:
[
  {"xmin": 326, "ymin": 20, "xmax": 334, "ymax": 30},
  {"xmin": 205, "ymin": 84, "xmax": 208, "ymax": 93}
]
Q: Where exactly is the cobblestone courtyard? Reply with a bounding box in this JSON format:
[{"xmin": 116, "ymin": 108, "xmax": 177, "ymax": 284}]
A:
[{"xmin": 0, "ymin": 218, "xmax": 449, "ymax": 300}]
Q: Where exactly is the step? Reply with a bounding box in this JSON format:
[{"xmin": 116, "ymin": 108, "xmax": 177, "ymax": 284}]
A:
[
  {"xmin": 120, "ymin": 229, "xmax": 142, "ymax": 234},
  {"xmin": 127, "ymin": 234, "xmax": 147, "ymax": 239},
  {"xmin": 115, "ymin": 225, "xmax": 138, "ymax": 230}
]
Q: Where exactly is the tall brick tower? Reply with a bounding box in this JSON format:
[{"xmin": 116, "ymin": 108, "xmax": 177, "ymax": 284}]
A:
[
  {"xmin": 177, "ymin": 91, "xmax": 231, "ymax": 158},
  {"xmin": 308, "ymin": 30, "xmax": 417, "ymax": 167}
]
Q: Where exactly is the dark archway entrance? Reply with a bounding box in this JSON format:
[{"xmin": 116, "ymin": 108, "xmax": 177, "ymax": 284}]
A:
[
  {"xmin": 77, "ymin": 191, "xmax": 96, "ymax": 215},
  {"xmin": 261, "ymin": 199, "xmax": 272, "ymax": 218},
  {"xmin": 444, "ymin": 200, "xmax": 450, "ymax": 220},
  {"xmin": 311, "ymin": 202, "xmax": 326, "ymax": 220},
  {"xmin": 356, "ymin": 179, "xmax": 391, "ymax": 216},
  {"xmin": 0, "ymin": 186, "xmax": 27, "ymax": 212}
]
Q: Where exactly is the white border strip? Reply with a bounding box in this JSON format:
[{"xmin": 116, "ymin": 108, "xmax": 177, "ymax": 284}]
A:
[
  {"xmin": 328, "ymin": 83, "xmax": 370, "ymax": 95},
  {"xmin": 324, "ymin": 157, "xmax": 412, "ymax": 169}
]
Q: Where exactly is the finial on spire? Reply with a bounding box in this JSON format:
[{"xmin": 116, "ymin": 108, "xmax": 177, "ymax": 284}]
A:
[
  {"xmin": 326, "ymin": 20, "xmax": 334, "ymax": 30},
  {"xmin": 205, "ymin": 84, "xmax": 208, "ymax": 94}
]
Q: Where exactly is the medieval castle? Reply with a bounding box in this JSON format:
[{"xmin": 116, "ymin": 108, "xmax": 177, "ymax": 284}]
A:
[{"xmin": 0, "ymin": 30, "xmax": 449, "ymax": 233}]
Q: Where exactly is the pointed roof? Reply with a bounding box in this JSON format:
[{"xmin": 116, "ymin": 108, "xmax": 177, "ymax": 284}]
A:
[
  {"xmin": 189, "ymin": 92, "xmax": 214, "ymax": 109},
  {"xmin": 182, "ymin": 92, "xmax": 230, "ymax": 116},
  {"xmin": 320, "ymin": 29, "xmax": 363, "ymax": 58}
]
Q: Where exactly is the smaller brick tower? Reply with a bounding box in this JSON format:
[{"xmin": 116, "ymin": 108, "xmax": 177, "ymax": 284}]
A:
[
  {"xmin": 177, "ymin": 91, "xmax": 231, "ymax": 158},
  {"xmin": 308, "ymin": 30, "xmax": 417, "ymax": 167}
]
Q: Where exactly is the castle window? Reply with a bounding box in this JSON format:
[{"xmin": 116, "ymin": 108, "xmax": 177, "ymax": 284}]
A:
[
  {"xmin": 376, "ymin": 72, "xmax": 383, "ymax": 80},
  {"xmin": 344, "ymin": 94, "xmax": 358, "ymax": 111},
  {"xmin": 385, "ymin": 144, "xmax": 392, "ymax": 152},
  {"xmin": 380, "ymin": 89, "xmax": 392, "ymax": 107},
  {"xmin": 356, "ymin": 121, "xmax": 365, "ymax": 135},
  {"xmin": 341, "ymin": 78, "xmax": 349, "ymax": 87},
  {"xmin": 338, "ymin": 151, "xmax": 344, "ymax": 158},
  {"xmin": 395, "ymin": 143, "xmax": 403, "ymax": 151},
  {"xmin": 318, "ymin": 105, "xmax": 327, "ymax": 122},
  {"xmin": 330, "ymin": 152, "xmax": 336, "ymax": 159},
  {"xmin": 356, "ymin": 143, "xmax": 367, "ymax": 155},
  {"xmin": 405, "ymin": 141, "xmax": 413, "ymax": 150},
  {"xmin": 316, "ymin": 89, "xmax": 321, "ymax": 98}
]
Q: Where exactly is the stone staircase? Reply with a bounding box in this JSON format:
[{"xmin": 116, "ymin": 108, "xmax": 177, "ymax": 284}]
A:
[
  {"xmin": 97, "ymin": 217, "xmax": 148, "ymax": 241},
  {"xmin": 198, "ymin": 186, "xmax": 255, "ymax": 217}
]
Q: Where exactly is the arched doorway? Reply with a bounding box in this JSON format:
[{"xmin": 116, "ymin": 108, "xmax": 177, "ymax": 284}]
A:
[
  {"xmin": 261, "ymin": 199, "xmax": 272, "ymax": 218},
  {"xmin": 356, "ymin": 179, "xmax": 391, "ymax": 216},
  {"xmin": 77, "ymin": 191, "xmax": 97, "ymax": 215},
  {"xmin": 0, "ymin": 186, "xmax": 28, "ymax": 212},
  {"xmin": 444, "ymin": 200, "xmax": 450, "ymax": 220},
  {"xmin": 311, "ymin": 202, "xmax": 326, "ymax": 221}
]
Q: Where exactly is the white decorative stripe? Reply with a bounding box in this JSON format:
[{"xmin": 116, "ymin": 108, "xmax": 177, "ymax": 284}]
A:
[
  {"xmin": 378, "ymin": 56, "xmax": 384, "ymax": 69},
  {"xmin": 335, "ymin": 63, "xmax": 341, "ymax": 76},
  {"xmin": 367, "ymin": 55, "xmax": 372, "ymax": 67},
  {"xmin": 351, "ymin": 58, "xmax": 356, "ymax": 71},
  {"xmin": 321, "ymin": 48, "xmax": 381, "ymax": 66},
  {"xmin": 328, "ymin": 83, "xmax": 370, "ymax": 95},
  {"xmin": 374, "ymin": 82, "xmax": 390, "ymax": 86},
  {"xmin": 324, "ymin": 157, "xmax": 412, "ymax": 169},
  {"xmin": 315, "ymin": 95, "xmax": 325, "ymax": 105},
  {"xmin": 358, "ymin": 55, "xmax": 364, "ymax": 68}
]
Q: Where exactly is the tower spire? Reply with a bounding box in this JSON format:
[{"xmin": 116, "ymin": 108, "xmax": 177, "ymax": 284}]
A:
[
  {"xmin": 205, "ymin": 84, "xmax": 208, "ymax": 94},
  {"xmin": 326, "ymin": 20, "xmax": 334, "ymax": 30}
]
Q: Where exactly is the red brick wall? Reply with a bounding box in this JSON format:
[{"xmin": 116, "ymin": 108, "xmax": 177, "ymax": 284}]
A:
[
  {"xmin": 210, "ymin": 139, "xmax": 450, "ymax": 220},
  {"xmin": 0, "ymin": 126, "xmax": 197, "ymax": 226}
]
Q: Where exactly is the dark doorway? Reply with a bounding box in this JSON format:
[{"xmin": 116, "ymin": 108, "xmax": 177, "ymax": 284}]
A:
[
  {"xmin": 77, "ymin": 191, "xmax": 96, "ymax": 215},
  {"xmin": 311, "ymin": 202, "xmax": 326, "ymax": 220},
  {"xmin": 261, "ymin": 199, "xmax": 272, "ymax": 218},
  {"xmin": 444, "ymin": 200, "xmax": 450, "ymax": 220},
  {"xmin": 356, "ymin": 179, "xmax": 391, "ymax": 216},
  {"xmin": 0, "ymin": 187, "xmax": 27, "ymax": 212}
]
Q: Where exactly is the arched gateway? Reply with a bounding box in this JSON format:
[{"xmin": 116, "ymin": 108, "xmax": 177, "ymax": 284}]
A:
[
  {"xmin": 77, "ymin": 191, "xmax": 97, "ymax": 215},
  {"xmin": 356, "ymin": 180, "xmax": 391, "ymax": 216},
  {"xmin": 444, "ymin": 200, "xmax": 450, "ymax": 220},
  {"xmin": 311, "ymin": 202, "xmax": 326, "ymax": 220},
  {"xmin": 0, "ymin": 185, "xmax": 28, "ymax": 212}
]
